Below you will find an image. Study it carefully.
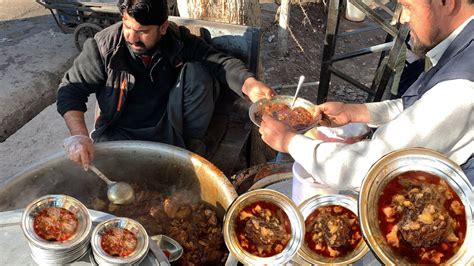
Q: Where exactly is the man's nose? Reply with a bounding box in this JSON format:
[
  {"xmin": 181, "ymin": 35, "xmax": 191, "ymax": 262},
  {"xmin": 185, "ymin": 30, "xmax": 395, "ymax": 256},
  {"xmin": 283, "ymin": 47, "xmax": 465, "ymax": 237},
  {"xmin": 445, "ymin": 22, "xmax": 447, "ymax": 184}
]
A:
[{"xmin": 128, "ymin": 30, "xmax": 140, "ymax": 43}]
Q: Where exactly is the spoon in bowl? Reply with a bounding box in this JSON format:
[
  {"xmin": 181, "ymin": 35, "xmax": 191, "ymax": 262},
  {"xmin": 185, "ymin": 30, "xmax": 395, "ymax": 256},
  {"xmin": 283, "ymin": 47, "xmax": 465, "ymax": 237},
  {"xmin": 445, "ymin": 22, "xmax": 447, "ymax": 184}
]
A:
[
  {"xmin": 89, "ymin": 164, "xmax": 135, "ymax": 205},
  {"xmin": 290, "ymin": 75, "xmax": 305, "ymax": 108}
]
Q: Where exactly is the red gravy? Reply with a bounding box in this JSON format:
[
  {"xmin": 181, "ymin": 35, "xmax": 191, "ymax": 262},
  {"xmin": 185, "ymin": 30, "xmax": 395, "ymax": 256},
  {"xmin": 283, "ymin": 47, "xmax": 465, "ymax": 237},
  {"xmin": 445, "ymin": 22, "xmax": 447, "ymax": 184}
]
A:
[
  {"xmin": 33, "ymin": 207, "xmax": 78, "ymax": 242},
  {"xmin": 305, "ymin": 205, "xmax": 362, "ymax": 258},
  {"xmin": 235, "ymin": 201, "xmax": 291, "ymax": 257},
  {"xmin": 100, "ymin": 227, "xmax": 138, "ymax": 257},
  {"xmin": 255, "ymin": 103, "xmax": 314, "ymax": 131},
  {"xmin": 378, "ymin": 171, "xmax": 466, "ymax": 264}
]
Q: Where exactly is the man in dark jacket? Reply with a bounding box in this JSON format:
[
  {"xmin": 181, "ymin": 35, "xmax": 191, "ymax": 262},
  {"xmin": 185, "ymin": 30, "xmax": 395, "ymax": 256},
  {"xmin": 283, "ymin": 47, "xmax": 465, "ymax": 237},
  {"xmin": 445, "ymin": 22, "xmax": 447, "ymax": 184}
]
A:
[{"xmin": 59, "ymin": 0, "xmax": 275, "ymax": 170}]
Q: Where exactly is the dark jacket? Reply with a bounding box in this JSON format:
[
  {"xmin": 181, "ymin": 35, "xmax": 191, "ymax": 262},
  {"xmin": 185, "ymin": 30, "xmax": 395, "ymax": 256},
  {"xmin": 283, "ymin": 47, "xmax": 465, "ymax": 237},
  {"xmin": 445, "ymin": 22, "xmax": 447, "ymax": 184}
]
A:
[{"xmin": 57, "ymin": 21, "xmax": 254, "ymax": 140}]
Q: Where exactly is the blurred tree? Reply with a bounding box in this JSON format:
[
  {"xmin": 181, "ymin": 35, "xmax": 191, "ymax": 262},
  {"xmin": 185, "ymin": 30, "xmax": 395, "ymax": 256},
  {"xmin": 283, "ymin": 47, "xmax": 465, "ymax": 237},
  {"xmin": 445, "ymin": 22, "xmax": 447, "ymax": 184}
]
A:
[{"xmin": 176, "ymin": 0, "xmax": 261, "ymax": 27}]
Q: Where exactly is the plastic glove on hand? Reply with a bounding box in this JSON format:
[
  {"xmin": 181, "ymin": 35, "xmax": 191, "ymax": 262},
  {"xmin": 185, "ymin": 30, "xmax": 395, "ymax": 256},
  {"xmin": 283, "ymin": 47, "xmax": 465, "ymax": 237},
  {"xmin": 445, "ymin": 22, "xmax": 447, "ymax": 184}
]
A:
[{"xmin": 63, "ymin": 135, "xmax": 94, "ymax": 171}]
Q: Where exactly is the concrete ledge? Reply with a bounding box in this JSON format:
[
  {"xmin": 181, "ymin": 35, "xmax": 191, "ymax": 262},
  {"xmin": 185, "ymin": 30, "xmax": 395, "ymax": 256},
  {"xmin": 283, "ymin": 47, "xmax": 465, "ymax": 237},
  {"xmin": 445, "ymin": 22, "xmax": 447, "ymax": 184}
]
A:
[{"xmin": 0, "ymin": 27, "xmax": 77, "ymax": 141}]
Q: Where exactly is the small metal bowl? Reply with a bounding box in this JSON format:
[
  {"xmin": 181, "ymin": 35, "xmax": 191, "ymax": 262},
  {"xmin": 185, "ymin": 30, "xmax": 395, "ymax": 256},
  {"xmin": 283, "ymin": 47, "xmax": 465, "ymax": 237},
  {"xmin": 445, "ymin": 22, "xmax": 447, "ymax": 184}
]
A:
[
  {"xmin": 21, "ymin": 194, "xmax": 92, "ymax": 249},
  {"xmin": 359, "ymin": 147, "xmax": 474, "ymax": 265},
  {"xmin": 298, "ymin": 194, "xmax": 369, "ymax": 265},
  {"xmin": 223, "ymin": 189, "xmax": 304, "ymax": 265},
  {"xmin": 21, "ymin": 194, "xmax": 92, "ymax": 264},
  {"xmin": 91, "ymin": 217, "xmax": 149, "ymax": 265},
  {"xmin": 248, "ymin": 95, "xmax": 319, "ymax": 133}
]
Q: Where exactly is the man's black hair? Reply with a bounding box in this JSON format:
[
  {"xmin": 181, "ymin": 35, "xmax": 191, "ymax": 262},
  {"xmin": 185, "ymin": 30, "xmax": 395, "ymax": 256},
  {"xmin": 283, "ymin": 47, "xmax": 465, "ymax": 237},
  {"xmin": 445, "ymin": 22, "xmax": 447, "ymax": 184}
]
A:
[{"xmin": 118, "ymin": 0, "xmax": 168, "ymax": 26}]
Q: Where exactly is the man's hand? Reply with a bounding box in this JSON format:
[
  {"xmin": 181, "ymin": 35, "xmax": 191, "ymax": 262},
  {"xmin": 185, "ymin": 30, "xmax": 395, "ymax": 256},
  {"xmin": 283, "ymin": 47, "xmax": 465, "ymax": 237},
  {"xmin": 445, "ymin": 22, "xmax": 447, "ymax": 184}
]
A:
[
  {"xmin": 315, "ymin": 102, "xmax": 370, "ymax": 127},
  {"xmin": 63, "ymin": 135, "xmax": 94, "ymax": 171},
  {"xmin": 242, "ymin": 77, "xmax": 276, "ymax": 102},
  {"xmin": 259, "ymin": 115, "xmax": 296, "ymax": 153}
]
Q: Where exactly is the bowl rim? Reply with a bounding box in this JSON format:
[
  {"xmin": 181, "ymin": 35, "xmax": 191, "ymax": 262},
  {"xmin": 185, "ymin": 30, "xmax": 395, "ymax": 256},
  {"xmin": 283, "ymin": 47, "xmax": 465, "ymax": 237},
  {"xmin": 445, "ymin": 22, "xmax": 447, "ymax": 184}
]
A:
[
  {"xmin": 297, "ymin": 194, "xmax": 369, "ymax": 265},
  {"xmin": 248, "ymin": 95, "xmax": 319, "ymax": 133},
  {"xmin": 223, "ymin": 188, "xmax": 304, "ymax": 265},
  {"xmin": 21, "ymin": 194, "xmax": 92, "ymax": 250},
  {"xmin": 358, "ymin": 147, "xmax": 474, "ymax": 265},
  {"xmin": 91, "ymin": 217, "xmax": 149, "ymax": 264}
]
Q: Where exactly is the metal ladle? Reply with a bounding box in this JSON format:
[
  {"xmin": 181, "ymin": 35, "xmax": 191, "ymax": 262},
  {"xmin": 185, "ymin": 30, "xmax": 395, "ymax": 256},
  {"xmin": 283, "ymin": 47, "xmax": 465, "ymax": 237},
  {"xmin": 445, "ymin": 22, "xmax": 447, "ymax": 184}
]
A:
[
  {"xmin": 290, "ymin": 75, "xmax": 305, "ymax": 108},
  {"xmin": 89, "ymin": 165, "xmax": 135, "ymax": 205}
]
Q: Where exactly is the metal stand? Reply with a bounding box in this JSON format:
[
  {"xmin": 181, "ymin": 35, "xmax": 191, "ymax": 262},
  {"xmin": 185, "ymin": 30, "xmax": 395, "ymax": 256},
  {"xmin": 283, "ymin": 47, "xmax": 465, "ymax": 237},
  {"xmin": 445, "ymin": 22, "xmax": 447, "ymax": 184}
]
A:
[{"xmin": 317, "ymin": 0, "xmax": 409, "ymax": 103}]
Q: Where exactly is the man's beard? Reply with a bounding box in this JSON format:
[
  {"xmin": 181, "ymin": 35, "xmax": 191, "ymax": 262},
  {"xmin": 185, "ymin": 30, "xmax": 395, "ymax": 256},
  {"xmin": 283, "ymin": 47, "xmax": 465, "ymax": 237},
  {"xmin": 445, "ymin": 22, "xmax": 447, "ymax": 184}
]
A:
[
  {"xmin": 127, "ymin": 41, "xmax": 147, "ymax": 56},
  {"xmin": 409, "ymin": 28, "xmax": 441, "ymax": 57}
]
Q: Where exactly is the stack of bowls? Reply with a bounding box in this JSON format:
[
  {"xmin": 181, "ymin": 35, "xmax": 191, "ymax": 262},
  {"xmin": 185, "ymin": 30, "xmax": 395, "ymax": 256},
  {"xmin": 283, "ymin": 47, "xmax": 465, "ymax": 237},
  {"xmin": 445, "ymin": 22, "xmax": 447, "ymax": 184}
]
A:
[
  {"xmin": 21, "ymin": 194, "xmax": 92, "ymax": 264},
  {"xmin": 91, "ymin": 217, "xmax": 149, "ymax": 265},
  {"xmin": 223, "ymin": 189, "xmax": 304, "ymax": 265},
  {"xmin": 297, "ymin": 194, "xmax": 369, "ymax": 264}
]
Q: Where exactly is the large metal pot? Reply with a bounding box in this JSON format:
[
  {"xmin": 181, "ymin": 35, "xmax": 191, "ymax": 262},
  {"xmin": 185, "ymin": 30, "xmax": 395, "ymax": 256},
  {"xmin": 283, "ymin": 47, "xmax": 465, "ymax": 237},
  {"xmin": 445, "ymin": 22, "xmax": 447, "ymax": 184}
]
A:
[{"xmin": 0, "ymin": 141, "xmax": 238, "ymax": 219}]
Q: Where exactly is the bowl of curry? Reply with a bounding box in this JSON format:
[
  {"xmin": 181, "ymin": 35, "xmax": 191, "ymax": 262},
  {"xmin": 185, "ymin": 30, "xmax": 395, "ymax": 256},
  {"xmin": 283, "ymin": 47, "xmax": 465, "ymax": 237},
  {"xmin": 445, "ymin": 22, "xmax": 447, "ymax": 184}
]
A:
[
  {"xmin": 223, "ymin": 189, "xmax": 304, "ymax": 265},
  {"xmin": 249, "ymin": 95, "xmax": 319, "ymax": 133},
  {"xmin": 91, "ymin": 217, "xmax": 149, "ymax": 265},
  {"xmin": 359, "ymin": 148, "xmax": 474, "ymax": 265},
  {"xmin": 21, "ymin": 194, "xmax": 91, "ymax": 249},
  {"xmin": 298, "ymin": 194, "xmax": 369, "ymax": 264}
]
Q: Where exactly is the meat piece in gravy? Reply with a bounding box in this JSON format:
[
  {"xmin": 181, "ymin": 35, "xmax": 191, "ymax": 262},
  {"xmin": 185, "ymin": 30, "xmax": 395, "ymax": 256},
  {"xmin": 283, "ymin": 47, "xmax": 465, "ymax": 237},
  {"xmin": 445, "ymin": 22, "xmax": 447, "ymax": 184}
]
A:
[
  {"xmin": 379, "ymin": 171, "xmax": 467, "ymax": 264},
  {"xmin": 305, "ymin": 205, "xmax": 361, "ymax": 258},
  {"xmin": 236, "ymin": 202, "xmax": 291, "ymax": 257},
  {"xmin": 95, "ymin": 186, "xmax": 227, "ymax": 265}
]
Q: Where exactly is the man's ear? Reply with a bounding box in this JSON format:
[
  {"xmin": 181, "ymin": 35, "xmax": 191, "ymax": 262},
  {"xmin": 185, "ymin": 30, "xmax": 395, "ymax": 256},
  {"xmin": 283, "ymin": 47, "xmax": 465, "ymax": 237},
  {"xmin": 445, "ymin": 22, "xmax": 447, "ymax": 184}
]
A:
[
  {"xmin": 440, "ymin": 0, "xmax": 456, "ymax": 15},
  {"xmin": 159, "ymin": 20, "xmax": 169, "ymax": 35}
]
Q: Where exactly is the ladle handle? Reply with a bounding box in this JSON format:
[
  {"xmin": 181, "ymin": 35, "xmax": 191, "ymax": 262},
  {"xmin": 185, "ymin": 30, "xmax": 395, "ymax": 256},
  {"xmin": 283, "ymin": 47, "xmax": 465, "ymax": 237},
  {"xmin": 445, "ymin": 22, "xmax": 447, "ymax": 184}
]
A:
[
  {"xmin": 89, "ymin": 165, "xmax": 115, "ymax": 186},
  {"xmin": 290, "ymin": 75, "xmax": 305, "ymax": 108}
]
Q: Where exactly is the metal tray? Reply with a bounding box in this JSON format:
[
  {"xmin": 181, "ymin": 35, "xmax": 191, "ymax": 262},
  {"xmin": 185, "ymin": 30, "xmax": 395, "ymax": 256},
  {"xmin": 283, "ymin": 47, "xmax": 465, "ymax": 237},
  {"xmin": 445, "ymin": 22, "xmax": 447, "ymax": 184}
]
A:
[{"xmin": 0, "ymin": 209, "xmax": 170, "ymax": 266}]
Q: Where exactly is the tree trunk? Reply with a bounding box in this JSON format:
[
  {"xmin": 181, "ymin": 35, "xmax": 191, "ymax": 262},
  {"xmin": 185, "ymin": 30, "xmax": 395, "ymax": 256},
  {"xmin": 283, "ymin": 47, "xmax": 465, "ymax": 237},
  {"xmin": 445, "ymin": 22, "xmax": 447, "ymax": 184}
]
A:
[{"xmin": 176, "ymin": 0, "xmax": 261, "ymax": 27}]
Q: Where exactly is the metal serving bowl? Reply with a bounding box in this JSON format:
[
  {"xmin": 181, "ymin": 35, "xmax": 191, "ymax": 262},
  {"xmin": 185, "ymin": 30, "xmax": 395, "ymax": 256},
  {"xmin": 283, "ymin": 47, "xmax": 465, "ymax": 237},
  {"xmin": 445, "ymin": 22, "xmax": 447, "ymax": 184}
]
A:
[
  {"xmin": 359, "ymin": 147, "xmax": 474, "ymax": 265},
  {"xmin": 297, "ymin": 194, "xmax": 369, "ymax": 265},
  {"xmin": 91, "ymin": 217, "xmax": 149, "ymax": 266},
  {"xmin": 248, "ymin": 95, "xmax": 319, "ymax": 133},
  {"xmin": 21, "ymin": 194, "xmax": 92, "ymax": 264},
  {"xmin": 223, "ymin": 189, "xmax": 304, "ymax": 265}
]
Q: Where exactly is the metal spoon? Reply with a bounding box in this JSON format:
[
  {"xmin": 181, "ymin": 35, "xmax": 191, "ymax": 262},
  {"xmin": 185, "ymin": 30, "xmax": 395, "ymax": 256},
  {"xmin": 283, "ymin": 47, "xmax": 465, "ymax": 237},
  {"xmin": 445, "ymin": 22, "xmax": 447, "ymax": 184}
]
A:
[
  {"xmin": 89, "ymin": 164, "xmax": 135, "ymax": 205},
  {"xmin": 151, "ymin": 234, "xmax": 184, "ymax": 262},
  {"xmin": 290, "ymin": 75, "xmax": 305, "ymax": 108}
]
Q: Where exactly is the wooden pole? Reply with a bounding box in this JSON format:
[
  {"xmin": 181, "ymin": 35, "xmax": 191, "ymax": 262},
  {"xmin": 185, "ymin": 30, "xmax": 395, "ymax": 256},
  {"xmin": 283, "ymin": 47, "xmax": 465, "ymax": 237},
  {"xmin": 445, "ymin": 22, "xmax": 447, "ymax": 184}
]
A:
[{"xmin": 278, "ymin": 0, "xmax": 290, "ymax": 56}]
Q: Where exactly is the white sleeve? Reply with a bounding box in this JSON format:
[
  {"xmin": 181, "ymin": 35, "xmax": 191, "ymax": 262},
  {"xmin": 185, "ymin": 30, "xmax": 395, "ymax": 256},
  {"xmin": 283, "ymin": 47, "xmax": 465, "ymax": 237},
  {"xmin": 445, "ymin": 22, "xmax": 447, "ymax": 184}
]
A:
[
  {"xmin": 288, "ymin": 79, "xmax": 474, "ymax": 190},
  {"xmin": 365, "ymin": 98, "xmax": 403, "ymax": 127}
]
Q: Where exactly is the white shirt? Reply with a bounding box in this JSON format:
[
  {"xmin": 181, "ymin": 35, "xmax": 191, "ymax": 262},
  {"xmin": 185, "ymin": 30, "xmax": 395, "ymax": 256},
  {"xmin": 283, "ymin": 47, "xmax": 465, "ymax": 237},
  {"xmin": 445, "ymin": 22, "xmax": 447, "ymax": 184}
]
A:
[{"xmin": 288, "ymin": 18, "xmax": 474, "ymax": 190}]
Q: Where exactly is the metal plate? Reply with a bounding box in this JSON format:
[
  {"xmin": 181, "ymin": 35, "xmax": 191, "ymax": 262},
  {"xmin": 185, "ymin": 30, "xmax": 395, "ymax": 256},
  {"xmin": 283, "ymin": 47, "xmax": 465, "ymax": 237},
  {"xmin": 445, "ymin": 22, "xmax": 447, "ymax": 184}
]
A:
[{"xmin": 248, "ymin": 95, "xmax": 319, "ymax": 133}]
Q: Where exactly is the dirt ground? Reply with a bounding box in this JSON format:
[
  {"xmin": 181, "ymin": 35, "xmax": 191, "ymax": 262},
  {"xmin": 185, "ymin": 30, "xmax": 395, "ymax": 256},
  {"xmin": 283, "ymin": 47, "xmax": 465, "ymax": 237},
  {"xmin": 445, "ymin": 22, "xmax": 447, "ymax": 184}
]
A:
[{"xmin": 260, "ymin": 2, "xmax": 387, "ymax": 103}]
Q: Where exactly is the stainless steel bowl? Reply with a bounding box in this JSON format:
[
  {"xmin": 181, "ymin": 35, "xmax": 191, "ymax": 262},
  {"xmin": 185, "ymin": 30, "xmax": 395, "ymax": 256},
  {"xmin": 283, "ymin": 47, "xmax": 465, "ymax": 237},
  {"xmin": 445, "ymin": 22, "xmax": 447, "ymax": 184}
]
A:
[
  {"xmin": 223, "ymin": 189, "xmax": 304, "ymax": 265},
  {"xmin": 359, "ymin": 148, "xmax": 474, "ymax": 265},
  {"xmin": 21, "ymin": 194, "xmax": 92, "ymax": 264},
  {"xmin": 298, "ymin": 194, "xmax": 369, "ymax": 265},
  {"xmin": 91, "ymin": 217, "xmax": 149, "ymax": 265},
  {"xmin": 248, "ymin": 95, "xmax": 319, "ymax": 133}
]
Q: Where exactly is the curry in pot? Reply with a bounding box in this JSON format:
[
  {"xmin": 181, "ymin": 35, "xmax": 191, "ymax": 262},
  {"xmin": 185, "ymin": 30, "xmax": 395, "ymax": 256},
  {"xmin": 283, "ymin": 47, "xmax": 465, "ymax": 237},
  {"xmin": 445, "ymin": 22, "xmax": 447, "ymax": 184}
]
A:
[{"xmin": 94, "ymin": 188, "xmax": 226, "ymax": 265}]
